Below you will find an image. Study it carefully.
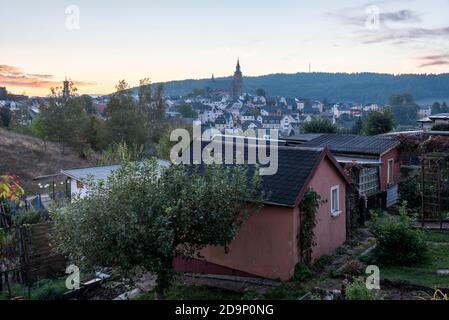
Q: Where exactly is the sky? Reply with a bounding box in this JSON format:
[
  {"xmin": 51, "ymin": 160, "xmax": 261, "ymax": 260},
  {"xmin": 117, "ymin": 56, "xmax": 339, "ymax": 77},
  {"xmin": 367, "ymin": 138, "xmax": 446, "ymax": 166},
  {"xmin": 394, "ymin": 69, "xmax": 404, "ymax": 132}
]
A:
[{"xmin": 1, "ymin": 0, "xmax": 449, "ymax": 96}]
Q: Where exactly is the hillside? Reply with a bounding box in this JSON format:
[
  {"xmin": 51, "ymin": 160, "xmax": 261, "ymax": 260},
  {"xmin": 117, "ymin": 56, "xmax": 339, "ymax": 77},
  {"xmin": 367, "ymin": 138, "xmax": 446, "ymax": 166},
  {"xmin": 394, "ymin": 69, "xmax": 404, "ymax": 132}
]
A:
[
  {"xmin": 140, "ymin": 72, "xmax": 449, "ymax": 105},
  {"xmin": 0, "ymin": 129, "xmax": 95, "ymax": 195}
]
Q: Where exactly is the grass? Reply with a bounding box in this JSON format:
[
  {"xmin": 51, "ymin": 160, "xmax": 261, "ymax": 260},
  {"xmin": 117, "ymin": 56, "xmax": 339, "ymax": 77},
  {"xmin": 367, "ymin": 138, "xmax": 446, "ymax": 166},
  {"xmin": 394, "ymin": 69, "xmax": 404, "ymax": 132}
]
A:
[
  {"xmin": 381, "ymin": 243, "xmax": 449, "ymax": 289},
  {"xmin": 422, "ymin": 230, "xmax": 449, "ymax": 243},
  {"xmin": 0, "ymin": 277, "xmax": 67, "ymax": 300},
  {"xmin": 135, "ymin": 285, "xmax": 242, "ymax": 300}
]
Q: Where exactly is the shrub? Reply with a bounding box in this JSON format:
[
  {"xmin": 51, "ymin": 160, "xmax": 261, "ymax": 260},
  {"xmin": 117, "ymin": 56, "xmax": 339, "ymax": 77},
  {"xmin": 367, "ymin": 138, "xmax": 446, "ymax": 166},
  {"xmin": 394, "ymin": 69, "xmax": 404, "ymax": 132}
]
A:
[
  {"xmin": 368, "ymin": 202, "xmax": 427, "ymax": 265},
  {"xmin": 264, "ymin": 284, "xmax": 306, "ymax": 300},
  {"xmin": 432, "ymin": 123, "xmax": 449, "ymax": 131},
  {"xmin": 345, "ymin": 277, "xmax": 378, "ymax": 300},
  {"xmin": 31, "ymin": 279, "xmax": 67, "ymax": 300},
  {"xmin": 399, "ymin": 173, "xmax": 421, "ymax": 212},
  {"xmin": 0, "ymin": 284, "xmax": 25, "ymax": 300},
  {"xmin": 293, "ymin": 262, "xmax": 313, "ymax": 281},
  {"xmin": 12, "ymin": 209, "xmax": 44, "ymax": 227},
  {"xmin": 0, "ymin": 228, "xmax": 5, "ymax": 254},
  {"xmin": 241, "ymin": 289, "xmax": 263, "ymax": 300}
]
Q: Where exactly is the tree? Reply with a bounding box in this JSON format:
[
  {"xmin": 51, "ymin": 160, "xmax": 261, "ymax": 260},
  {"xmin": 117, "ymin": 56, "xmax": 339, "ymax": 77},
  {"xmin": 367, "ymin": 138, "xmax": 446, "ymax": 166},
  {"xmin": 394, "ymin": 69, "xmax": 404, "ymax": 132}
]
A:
[
  {"xmin": 388, "ymin": 93, "xmax": 419, "ymax": 126},
  {"xmin": 98, "ymin": 142, "xmax": 144, "ymax": 165},
  {"xmin": 351, "ymin": 117, "xmax": 364, "ymax": 135},
  {"xmin": 363, "ymin": 109, "xmax": 394, "ymax": 135},
  {"xmin": 0, "ymin": 107, "xmax": 12, "ymax": 128},
  {"xmin": 105, "ymin": 80, "xmax": 147, "ymax": 149},
  {"xmin": 85, "ymin": 115, "xmax": 109, "ymax": 151},
  {"xmin": 52, "ymin": 160, "xmax": 263, "ymax": 299},
  {"xmin": 39, "ymin": 85, "xmax": 90, "ymax": 153},
  {"xmin": 78, "ymin": 95, "xmax": 95, "ymax": 114},
  {"xmin": 176, "ymin": 104, "xmax": 196, "ymax": 118},
  {"xmin": 303, "ymin": 117, "xmax": 338, "ymax": 134},
  {"xmin": 432, "ymin": 102, "xmax": 442, "ymax": 115},
  {"xmin": 156, "ymin": 121, "xmax": 193, "ymax": 160},
  {"xmin": 256, "ymin": 88, "xmax": 266, "ymax": 97},
  {"xmin": 442, "ymin": 102, "xmax": 449, "ymax": 113}
]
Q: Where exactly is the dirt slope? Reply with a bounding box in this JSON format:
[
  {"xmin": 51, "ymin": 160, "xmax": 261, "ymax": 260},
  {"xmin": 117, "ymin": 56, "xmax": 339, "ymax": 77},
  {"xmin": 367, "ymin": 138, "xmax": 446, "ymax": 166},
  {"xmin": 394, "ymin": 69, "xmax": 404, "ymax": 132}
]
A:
[{"xmin": 0, "ymin": 129, "xmax": 94, "ymax": 195}]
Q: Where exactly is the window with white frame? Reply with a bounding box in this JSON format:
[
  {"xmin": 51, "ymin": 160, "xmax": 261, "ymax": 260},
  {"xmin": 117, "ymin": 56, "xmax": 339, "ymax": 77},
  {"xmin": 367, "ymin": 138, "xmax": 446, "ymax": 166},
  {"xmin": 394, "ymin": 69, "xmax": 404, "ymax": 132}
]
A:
[
  {"xmin": 359, "ymin": 167, "xmax": 379, "ymax": 195},
  {"xmin": 331, "ymin": 185, "xmax": 340, "ymax": 216},
  {"xmin": 387, "ymin": 159, "xmax": 394, "ymax": 185}
]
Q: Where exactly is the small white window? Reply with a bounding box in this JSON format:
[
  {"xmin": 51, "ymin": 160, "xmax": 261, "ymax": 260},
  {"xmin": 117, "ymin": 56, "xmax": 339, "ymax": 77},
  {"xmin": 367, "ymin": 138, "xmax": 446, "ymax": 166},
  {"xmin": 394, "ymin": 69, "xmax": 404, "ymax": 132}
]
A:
[
  {"xmin": 387, "ymin": 159, "xmax": 394, "ymax": 185},
  {"xmin": 331, "ymin": 185, "xmax": 341, "ymax": 217}
]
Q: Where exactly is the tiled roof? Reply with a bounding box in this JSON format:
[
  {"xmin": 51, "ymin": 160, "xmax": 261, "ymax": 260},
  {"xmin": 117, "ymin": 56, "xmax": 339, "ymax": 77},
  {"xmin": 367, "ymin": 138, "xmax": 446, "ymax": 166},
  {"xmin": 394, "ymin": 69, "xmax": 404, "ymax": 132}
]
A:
[
  {"xmin": 185, "ymin": 139, "xmax": 345, "ymax": 207},
  {"xmin": 299, "ymin": 134, "xmax": 400, "ymax": 156}
]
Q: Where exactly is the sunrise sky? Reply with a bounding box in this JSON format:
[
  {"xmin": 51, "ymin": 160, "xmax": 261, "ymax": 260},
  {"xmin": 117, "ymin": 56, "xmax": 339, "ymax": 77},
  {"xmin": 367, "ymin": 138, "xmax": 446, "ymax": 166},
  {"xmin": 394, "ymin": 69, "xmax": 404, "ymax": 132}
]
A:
[{"xmin": 2, "ymin": 0, "xmax": 449, "ymax": 96}]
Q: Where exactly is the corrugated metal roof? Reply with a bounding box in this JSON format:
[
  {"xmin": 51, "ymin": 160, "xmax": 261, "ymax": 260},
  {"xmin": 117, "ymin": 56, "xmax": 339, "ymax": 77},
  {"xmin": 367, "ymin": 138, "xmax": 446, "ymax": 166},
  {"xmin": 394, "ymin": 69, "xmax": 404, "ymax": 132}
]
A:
[
  {"xmin": 61, "ymin": 160, "xmax": 170, "ymax": 182},
  {"xmin": 301, "ymin": 134, "xmax": 400, "ymax": 156}
]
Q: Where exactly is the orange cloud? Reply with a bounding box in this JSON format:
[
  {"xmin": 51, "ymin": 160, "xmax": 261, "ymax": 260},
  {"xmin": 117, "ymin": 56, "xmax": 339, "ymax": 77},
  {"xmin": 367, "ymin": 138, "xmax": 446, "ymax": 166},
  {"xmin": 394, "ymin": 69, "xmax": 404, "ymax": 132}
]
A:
[{"xmin": 0, "ymin": 64, "xmax": 95, "ymax": 91}]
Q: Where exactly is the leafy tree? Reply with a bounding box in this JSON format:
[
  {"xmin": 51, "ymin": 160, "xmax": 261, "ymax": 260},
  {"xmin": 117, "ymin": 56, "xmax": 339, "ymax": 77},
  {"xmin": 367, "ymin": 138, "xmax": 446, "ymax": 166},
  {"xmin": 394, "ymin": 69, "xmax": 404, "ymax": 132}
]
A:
[
  {"xmin": 85, "ymin": 115, "xmax": 109, "ymax": 151},
  {"xmin": 98, "ymin": 142, "xmax": 144, "ymax": 165},
  {"xmin": 0, "ymin": 107, "xmax": 12, "ymax": 128},
  {"xmin": 105, "ymin": 80, "xmax": 147, "ymax": 149},
  {"xmin": 432, "ymin": 102, "xmax": 442, "ymax": 115},
  {"xmin": 52, "ymin": 160, "xmax": 263, "ymax": 299},
  {"xmin": 351, "ymin": 117, "xmax": 364, "ymax": 135},
  {"xmin": 156, "ymin": 121, "xmax": 193, "ymax": 160},
  {"xmin": 176, "ymin": 104, "xmax": 197, "ymax": 118},
  {"xmin": 363, "ymin": 109, "xmax": 394, "ymax": 135},
  {"xmin": 302, "ymin": 117, "xmax": 338, "ymax": 134},
  {"xmin": 78, "ymin": 95, "xmax": 95, "ymax": 114},
  {"xmin": 442, "ymin": 102, "xmax": 449, "ymax": 113},
  {"xmin": 388, "ymin": 93, "xmax": 419, "ymax": 125},
  {"xmin": 39, "ymin": 85, "xmax": 90, "ymax": 153}
]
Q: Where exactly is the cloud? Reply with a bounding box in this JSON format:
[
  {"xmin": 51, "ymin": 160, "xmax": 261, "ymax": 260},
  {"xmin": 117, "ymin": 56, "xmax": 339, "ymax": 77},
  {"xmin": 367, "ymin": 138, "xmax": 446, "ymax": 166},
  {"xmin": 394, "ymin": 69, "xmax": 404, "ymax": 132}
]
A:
[
  {"xmin": 0, "ymin": 64, "xmax": 95, "ymax": 89},
  {"xmin": 362, "ymin": 26, "xmax": 449, "ymax": 44},
  {"xmin": 381, "ymin": 10, "xmax": 421, "ymax": 23},
  {"xmin": 330, "ymin": 6, "xmax": 421, "ymax": 27},
  {"xmin": 416, "ymin": 53, "xmax": 449, "ymax": 68}
]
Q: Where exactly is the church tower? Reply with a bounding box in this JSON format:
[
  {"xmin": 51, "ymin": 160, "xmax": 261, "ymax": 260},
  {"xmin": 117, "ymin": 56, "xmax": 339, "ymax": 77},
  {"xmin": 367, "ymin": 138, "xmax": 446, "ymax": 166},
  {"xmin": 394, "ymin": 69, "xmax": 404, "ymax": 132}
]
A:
[
  {"xmin": 63, "ymin": 77, "xmax": 70, "ymax": 98},
  {"xmin": 232, "ymin": 59, "xmax": 243, "ymax": 97}
]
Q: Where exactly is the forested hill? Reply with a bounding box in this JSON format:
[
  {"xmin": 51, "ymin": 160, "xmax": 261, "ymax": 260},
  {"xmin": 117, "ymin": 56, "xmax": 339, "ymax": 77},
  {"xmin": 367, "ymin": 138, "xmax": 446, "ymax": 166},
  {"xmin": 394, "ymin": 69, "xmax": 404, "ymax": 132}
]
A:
[{"xmin": 148, "ymin": 72, "xmax": 449, "ymax": 104}]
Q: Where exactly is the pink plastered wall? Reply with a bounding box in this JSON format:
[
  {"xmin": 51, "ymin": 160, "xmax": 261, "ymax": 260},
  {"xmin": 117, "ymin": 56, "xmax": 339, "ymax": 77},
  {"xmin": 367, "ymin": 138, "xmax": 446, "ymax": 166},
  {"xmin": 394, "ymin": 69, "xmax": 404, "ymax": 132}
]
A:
[
  {"xmin": 307, "ymin": 156, "xmax": 347, "ymax": 261},
  {"xmin": 199, "ymin": 205, "xmax": 299, "ymax": 281},
  {"xmin": 379, "ymin": 148, "xmax": 401, "ymax": 191}
]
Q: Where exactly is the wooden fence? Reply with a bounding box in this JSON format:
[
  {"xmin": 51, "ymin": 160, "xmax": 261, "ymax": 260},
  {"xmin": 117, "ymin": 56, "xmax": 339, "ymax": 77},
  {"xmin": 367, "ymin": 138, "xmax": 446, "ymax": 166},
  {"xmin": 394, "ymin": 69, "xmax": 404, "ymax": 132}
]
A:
[
  {"xmin": 18, "ymin": 223, "xmax": 66, "ymax": 284},
  {"xmin": 1, "ymin": 222, "xmax": 66, "ymax": 297}
]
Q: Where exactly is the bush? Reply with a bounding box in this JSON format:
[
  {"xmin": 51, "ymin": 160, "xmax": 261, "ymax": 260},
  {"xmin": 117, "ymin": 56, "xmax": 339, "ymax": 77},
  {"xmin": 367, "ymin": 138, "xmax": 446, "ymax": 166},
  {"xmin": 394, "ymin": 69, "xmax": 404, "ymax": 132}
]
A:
[
  {"xmin": 12, "ymin": 209, "xmax": 44, "ymax": 227},
  {"xmin": 31, "ymin": 279, "xmax": 67, "ymax": 300},
  {"xmin": 399, "ymin": 172, "xmax": 421, "ymax": 212},
  {"xmin": 241, "ymin": 289, "xmax": 263, "ymax": 300},
  {"xmin": 345, "ymin": 277, "xmax": 378, "ymax": 300},
  {"xmin": 264, "ymin": 284, "xmax": 306, "ymax": 300},
  {"xmin": 368, "ymin": 202, "xmax": 427, "ymax": 265},
  {"xmin": 432, "ymin": 123, "xmax": 449, "ymax": 131},
  {"xmin": 293, "ymin": 262, "xmax": 313, "ymax": 281}
]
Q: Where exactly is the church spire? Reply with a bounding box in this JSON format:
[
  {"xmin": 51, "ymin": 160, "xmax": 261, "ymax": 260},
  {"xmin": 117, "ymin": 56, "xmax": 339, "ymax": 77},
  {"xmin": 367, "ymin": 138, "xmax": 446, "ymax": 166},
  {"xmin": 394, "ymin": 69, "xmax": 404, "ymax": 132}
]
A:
[{"xmin": 232, "ymin": 58, "xmax": 243, "ymax": 97}]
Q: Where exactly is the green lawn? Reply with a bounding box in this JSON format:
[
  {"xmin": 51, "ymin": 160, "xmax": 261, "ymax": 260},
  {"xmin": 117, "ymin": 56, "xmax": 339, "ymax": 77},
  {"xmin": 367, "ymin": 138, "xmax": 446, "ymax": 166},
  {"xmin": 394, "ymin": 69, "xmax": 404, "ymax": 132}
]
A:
[
  {"xmin": 381, "ymin": 243, "xmax": 449, "ymax": 289},
  {"xmin": 135, "ymin": 285, "xmax": 242, "ymax": 300},
  {"xmin": 422, "ymin": 230, "xmax": 449, "ymax": 243}
]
